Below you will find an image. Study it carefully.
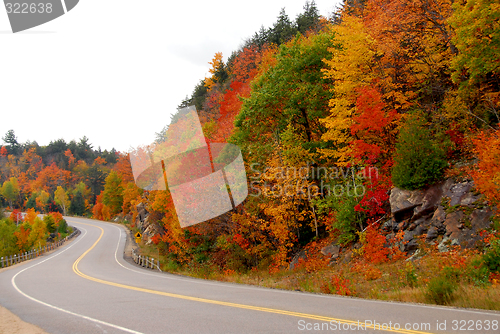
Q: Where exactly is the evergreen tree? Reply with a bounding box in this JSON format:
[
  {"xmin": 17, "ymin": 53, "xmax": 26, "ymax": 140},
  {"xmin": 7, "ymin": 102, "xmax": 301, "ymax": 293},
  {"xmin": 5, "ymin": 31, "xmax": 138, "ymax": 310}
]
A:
[
  {"xmin": 392, "ymin": 113, "xmax": 448, "ymax": 190},
  {"xmin": 85, "ymin": 164, "xmax": 107, "ymax": 204},
  {"xmin": 26, "ymin": 193, "xmax": 38, "ymax": 210},
  {"xmin": 70, "ymin": 191, "xmax": 86, "ymax": 216},
  {"xmin": 296, "ymin": 1, "xmax": 320, "ymax": 34},
  {"xmin": 269, "ymin": 8, "xmax": 297, "ymax": 45},
  {"xmin": 2, "ymin": 130, "xmax": 20, "ymax": 155}
]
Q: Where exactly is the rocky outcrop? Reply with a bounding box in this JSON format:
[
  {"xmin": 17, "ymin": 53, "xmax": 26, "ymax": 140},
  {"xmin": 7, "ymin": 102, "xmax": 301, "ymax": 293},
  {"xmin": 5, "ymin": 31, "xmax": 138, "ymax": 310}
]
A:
[
  {"xmin": 385, "ymin": 179, "xmax": 494, "ymax": 252},
  {"xmin": 135, "ymin": 202, "xmax": 148, "ymax": 231},
  {"xmin": 132, "ymin": 202, "xmax": 159, "ymax": 245},
  {"xmin": 289, "ymin": 250, "xmax": 308, "ymax": 270}
]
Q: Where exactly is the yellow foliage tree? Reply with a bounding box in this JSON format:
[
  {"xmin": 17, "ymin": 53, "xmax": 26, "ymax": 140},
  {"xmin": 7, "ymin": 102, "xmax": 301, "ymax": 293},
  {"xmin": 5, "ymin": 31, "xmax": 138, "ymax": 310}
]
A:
[
  {"xmin": 54, "ymin": 186, "xmax": 70, "ymax": 216},
  {"xmin": 204, "ymin": 52, "xmax": 225, "ymax": 91},
  {"xmin": 28, "ymin": 217, "xmax": 47, "ymax": 249},
  {"xmin": 320, "ymin": 15, "xmax": 380, "ymax": 165}
]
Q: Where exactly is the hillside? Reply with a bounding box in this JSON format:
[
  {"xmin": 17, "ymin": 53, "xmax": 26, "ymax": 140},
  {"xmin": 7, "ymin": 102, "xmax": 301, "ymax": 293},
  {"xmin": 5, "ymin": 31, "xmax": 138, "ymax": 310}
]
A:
[{"xmin": 1, "ymin": 0, "xmax": 500, "ymax": 308}]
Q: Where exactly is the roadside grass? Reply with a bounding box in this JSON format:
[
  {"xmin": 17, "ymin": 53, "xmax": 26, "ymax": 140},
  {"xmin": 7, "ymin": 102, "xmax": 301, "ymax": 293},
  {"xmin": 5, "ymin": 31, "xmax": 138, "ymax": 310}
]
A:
[{"xmin": 126, "ymin": 222, "xmax": 500, "ymax": 311}]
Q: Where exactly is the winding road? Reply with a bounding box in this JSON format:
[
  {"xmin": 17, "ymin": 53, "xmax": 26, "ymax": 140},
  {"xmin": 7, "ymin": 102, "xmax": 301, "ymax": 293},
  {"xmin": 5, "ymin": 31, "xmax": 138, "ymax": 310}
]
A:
[{"xmin": 0, "ymin": 217, "xmax": 499, "ymax": 334}]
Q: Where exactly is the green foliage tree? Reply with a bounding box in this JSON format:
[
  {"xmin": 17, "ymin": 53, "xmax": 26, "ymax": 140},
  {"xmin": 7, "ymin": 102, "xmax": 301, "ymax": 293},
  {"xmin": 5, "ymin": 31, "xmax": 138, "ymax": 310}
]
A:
[
  {"xmin": 57, "ymin": 218, "xmax": 68, "ymax": 234},
  {"xmin": 0, "ymin": 219, "xmax": 18, "ymax": 257},
  {"xmin": 234, "ymin": 30, "xmax": 333, "ymax": 166},
  {"xmin": 43, "ymin": 215, "xmax": 56, "ymax": 234},
  {"xmin": 449, "ymin": 0, "xmax": 500, "ymax": 89},
  {"xmin": 392, "ymin": 113, "xmax": 448, "ymax": 190},
  {"xmin": 1, "ymin": 177, "xmax": 19, "ymax": 209}
]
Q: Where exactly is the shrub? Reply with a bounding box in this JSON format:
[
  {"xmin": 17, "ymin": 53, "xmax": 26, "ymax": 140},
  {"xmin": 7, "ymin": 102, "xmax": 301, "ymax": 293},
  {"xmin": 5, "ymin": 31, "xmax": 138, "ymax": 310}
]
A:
[
  {"xmin": 392, "ymin": 113, "xmax": 448, "ymax": 190},
  {"xmin": 425, "ymin": 275, "xmax": 457, "ymax": 305},
  {"xmin": 363, "ymin": 265, "xmax": 382, "ymax": 281},
  {"xmin": 400, "ymin": 262, "xmax": 418, "ymax": 287},
  {"xmin": 360, "ymin": 224, "xmax": 389, "ymax": 264},
  {"xmin": 483, "ymin": 239, "xmax": 500, "ymax": 273},
  {"xmin": 441, "ymin": 266, "xmax": 461, "ymax": 283},
  {"xmin": 164, "ymin": 259, "xmax": 180, "ymax": 272},
  {"xmin": 316, "ymin": 192, "xmax": 365, "ymax": 245},
  {"xmin": 320, "ymin": 275, "xmax": 353, "ymax": 296}
]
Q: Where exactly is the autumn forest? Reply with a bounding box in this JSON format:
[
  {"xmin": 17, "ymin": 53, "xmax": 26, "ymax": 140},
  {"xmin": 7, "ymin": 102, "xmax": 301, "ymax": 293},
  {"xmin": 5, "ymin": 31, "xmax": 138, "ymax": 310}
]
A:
[{"xmin": 1, "ymin": 0, "xmax": 500, "ymax": 306}]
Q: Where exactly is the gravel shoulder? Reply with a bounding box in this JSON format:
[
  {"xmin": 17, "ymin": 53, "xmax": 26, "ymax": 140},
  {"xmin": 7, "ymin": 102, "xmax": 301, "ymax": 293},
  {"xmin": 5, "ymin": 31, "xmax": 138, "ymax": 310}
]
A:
[{"xmin": 0, "ymin": 305, "xmax": 48, "ymax": 334}]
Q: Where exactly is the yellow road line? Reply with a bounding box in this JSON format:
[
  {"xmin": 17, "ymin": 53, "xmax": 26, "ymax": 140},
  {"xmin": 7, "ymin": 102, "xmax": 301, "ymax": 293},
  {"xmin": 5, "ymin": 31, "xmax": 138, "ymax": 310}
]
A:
[{"xmin": 70, "ymin": 220, "xmax": 434, "ymax": 334}]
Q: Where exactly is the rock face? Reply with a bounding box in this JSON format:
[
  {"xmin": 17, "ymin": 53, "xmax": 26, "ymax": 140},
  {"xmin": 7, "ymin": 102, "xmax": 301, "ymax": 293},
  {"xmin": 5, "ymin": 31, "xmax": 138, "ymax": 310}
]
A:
[
  {"xmin": 387, "ymin": 179, "xmax": 494, "ymax": 252},
  {"xmin": 135, "ymin": 202, "xmax": 148, "ymax": 232},
  {"xmin": 289, "ymin": 250, "xmax": 308, "ymax": 270}
]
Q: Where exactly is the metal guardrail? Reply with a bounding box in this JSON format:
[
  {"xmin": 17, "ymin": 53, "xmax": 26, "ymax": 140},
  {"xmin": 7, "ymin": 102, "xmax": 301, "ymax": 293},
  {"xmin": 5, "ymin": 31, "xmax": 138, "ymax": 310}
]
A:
[
  {"xmin": 0, "ymin": 228, "xmax": 80, "ymax": 269},
  {"xmin": 131, "ymin": 248, "xmax": 161, "ymax": 271}
]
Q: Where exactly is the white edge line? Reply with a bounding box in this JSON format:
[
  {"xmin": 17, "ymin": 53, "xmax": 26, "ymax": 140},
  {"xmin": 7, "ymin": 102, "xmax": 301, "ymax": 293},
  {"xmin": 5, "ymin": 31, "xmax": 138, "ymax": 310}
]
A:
[
  {"xmin": 60, "ymin": 0, "xmax": 67, "ymax": 13},
  {"xmin": 106, "ymin": 223, "xmax": 500, "ymax": 318},
  {"xmin": 11, "ymin": 226, "xmax": 144, "ymax": 334}
]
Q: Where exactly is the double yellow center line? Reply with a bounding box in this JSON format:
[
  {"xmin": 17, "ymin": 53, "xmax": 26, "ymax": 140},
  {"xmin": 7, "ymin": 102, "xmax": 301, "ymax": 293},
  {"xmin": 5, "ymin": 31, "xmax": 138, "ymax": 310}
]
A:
[{"xmin": 71, "ymin": 221, "xmax": 434, "ymax": 334}]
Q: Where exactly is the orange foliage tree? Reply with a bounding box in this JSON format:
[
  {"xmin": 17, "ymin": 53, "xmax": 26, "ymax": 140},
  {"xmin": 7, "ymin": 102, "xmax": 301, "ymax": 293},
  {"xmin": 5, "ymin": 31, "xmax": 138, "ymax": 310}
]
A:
[{"xmin": 471, "ymin": 129, "xmax": 500, "ymax": 207}]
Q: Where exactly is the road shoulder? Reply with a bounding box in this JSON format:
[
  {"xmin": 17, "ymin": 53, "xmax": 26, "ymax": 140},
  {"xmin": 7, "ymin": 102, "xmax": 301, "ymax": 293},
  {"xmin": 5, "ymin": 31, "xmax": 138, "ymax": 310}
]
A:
[{"xmin": 0, "ymin": 305, "xmax": 48, "ymax": 334}]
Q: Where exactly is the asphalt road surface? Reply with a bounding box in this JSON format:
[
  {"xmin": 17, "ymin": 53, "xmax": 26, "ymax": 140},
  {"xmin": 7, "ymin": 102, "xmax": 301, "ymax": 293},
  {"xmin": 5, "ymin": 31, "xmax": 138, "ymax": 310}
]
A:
[{"xmin": 0, "ymin": 217, "xmax": 499, "ymax": 334}]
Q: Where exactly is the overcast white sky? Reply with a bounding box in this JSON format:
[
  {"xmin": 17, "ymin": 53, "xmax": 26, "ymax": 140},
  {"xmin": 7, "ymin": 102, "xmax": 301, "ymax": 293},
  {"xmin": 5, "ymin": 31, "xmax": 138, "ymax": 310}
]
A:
[{"xmin": 0, "ymin": 0, "xmax": 341, "ymax": 153}]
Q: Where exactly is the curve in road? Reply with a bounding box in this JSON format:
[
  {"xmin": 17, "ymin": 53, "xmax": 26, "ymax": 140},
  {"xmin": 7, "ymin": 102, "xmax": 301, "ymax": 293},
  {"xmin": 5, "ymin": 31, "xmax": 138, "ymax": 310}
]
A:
[{"xmin": 0, "ymin": 217, "xmax": 498, "ymax": 334}]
